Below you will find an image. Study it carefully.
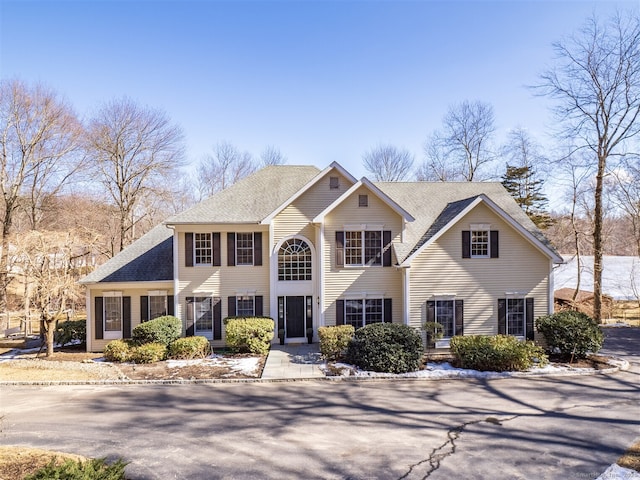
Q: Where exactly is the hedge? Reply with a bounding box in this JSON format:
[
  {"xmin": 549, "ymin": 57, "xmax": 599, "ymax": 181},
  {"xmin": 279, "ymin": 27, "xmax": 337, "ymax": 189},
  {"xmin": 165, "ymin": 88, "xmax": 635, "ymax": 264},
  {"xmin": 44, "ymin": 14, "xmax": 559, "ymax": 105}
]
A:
[
  {"xmin": 535, "ymin": 310, "xmax": 604, "ymax": 359},
  {"xmin": 168, "ymin": 336, "xmax": 211, "ymax": 359},
  {"xmin": 450, "ymin": 335, "xmax": 548, "ymax": 372},
  {"xmin": 132, "ymin": 315, "xmax": 182, "ymax": 346},
  {"xmin": 223, "ymin": 317, "xmax": 274, "ymax": 355},
  {"xmin": 346, "ymin": 323, "xmax": 423, "ymax": 374},
  {"xmin": 55, "ymin": 320, "xmax": 87, "ymax": 347},
  {"xmin": 318, "ymin": 325, "xmax": 354, "ymax": 361}
]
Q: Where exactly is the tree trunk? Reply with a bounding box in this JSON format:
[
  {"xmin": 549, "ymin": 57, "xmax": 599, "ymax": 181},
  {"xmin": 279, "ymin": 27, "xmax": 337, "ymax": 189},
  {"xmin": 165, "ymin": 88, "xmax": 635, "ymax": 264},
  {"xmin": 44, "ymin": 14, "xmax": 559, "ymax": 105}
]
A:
[
  {"xmin": 593, "ymin": 153, "xmax": 606, "ymax": 324},
  {"xmin": 44, "ymin": 317, "xmax": 55, "ymax": 357}
]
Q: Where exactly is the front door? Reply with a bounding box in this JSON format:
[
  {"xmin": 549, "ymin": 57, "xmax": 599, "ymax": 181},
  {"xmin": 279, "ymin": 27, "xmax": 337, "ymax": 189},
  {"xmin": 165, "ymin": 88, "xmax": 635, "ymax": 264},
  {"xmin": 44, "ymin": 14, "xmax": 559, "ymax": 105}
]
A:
[{"xmin": 285, "ymin": 296, "xmax": 305, "ymax": 338}]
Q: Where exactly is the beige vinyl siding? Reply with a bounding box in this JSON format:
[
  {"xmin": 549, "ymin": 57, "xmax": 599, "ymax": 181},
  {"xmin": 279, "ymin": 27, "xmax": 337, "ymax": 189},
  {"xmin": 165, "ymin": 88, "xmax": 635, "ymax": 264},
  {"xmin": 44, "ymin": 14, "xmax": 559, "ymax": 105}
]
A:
[
  {"xmin": 323, "ymin": 185, "xmax": 404, "ymax": 326},
  {"xmin": 174, "ymin": 225, "xmax": 270, "ymax": 347},
  {"xmin": 273, "ymin": 171, "xmax": 353, "ymax": 247},
  {"xmin": 87, "ymin": 283, "xmax": 173, "ymax": 352},
  {"xmin": 408, "ymin": 203, "xmax": 550, "ymax": 338}
]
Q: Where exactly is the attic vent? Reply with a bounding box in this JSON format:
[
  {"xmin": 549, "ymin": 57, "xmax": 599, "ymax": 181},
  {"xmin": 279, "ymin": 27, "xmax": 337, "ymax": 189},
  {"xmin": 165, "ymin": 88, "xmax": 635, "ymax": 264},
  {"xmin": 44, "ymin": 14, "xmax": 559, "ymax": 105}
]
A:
[
  {"xmin": 329, "ymin": 176, "xmax": 340, "ymax": 189},
  {"xmin": 359, "ymin": 194, "xmax": 368, "ymax": 207}
]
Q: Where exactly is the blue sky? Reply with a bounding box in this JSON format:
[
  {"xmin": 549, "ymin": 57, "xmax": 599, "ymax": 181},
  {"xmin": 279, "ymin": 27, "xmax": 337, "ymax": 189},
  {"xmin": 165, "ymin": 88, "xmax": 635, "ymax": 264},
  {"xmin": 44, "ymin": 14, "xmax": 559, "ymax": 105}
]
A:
[{"xmin": 1, "ymin": 0, "xmax": 637, "ymax": 210}]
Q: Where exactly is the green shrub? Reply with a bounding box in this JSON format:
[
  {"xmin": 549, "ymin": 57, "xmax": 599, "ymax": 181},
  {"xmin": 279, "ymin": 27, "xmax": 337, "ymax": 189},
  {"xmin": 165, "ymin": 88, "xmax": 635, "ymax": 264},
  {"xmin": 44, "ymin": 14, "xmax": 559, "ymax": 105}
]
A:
[
  {"xmin": 55, "ymin": 320, "xmax": 87, "ymax": 347},
  {"xmin": 450, "ymin": 335, "xmax": 548, "ymax": 372},
  {"xmin": 103, "ymin": 340, "xmax": 132, "ymax": 362},
  {"xmin": 129, "ymin": 342, "xmax": 167, "ymax": 363},
  {"xmin": 168, "ymin": 336, "xmax": 211, "ymax": 359},
  {"xmin": 318, "ymin": 325, "xmax": 355, "ymax": 361},
  {"xmin": 535, "ymin": 310, "xmax": 604, "ymax": 359},
  {"xmin": 132, "ymin": 315, "xmax": 182, "ymax": 346},
  {"xmin": 223, "ymin": 317, "xmax": 274, "ymax": 355},
  {"xmin": 25, "ymin": 457, "xmax": 128, "ymax": 480},
  {"xmin": 346, "ymin": 323, "xmax": 423, "ymax": 374}
]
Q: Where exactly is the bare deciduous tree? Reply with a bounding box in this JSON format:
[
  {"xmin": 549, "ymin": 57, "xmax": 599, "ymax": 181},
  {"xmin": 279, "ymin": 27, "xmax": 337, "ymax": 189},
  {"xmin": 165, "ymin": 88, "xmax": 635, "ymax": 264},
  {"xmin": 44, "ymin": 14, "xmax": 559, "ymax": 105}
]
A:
[
  {"xmin": 610, "ymin": 157, "xmax": 640, "ymax": 257},
  {"xmin": 539, "ymin": 12, "xmax": 640, "ymax": 322},
  {"xmin": 15, "ymin": 229, "xmax": 93, "ymax": 356},
  {"xmin": 85, "ymin": 97, "xmax": 185, "ymax": 253},
  {"xmin": 362, "ymin": 144, "xmax": 414, "ymax": 181},
  {"xmin": 260, "ymin": 145, "xmax": 287, "ymax": 166},
  {"xmin": 0, "ymin": 79, "xmax": 82, "ymax": 312},
  {"xmin": 420, "ymin": 100, "xmax": 496, "ymax": 182},
  {"xmin": 197, "ymin": 141, "xmax": 256, "ymax": 198}
]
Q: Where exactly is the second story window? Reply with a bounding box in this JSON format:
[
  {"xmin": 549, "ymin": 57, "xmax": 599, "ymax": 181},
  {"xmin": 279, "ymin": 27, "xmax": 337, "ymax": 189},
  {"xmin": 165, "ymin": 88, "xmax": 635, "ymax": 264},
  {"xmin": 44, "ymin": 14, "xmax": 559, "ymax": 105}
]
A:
[
  {"xmin": 236, "ymin": 233, "xmax": 254, "ymax": 265},
  {"xmin": 194, "ymin": 233, "xmax": 212, "ymax": 265},
  {"xmin": 471, "ymin": 230, "xmax": 489, "ymax": 258},
  {"xmin": 345, "ymin": 231, "xmax": 382, "ymax": 266}
]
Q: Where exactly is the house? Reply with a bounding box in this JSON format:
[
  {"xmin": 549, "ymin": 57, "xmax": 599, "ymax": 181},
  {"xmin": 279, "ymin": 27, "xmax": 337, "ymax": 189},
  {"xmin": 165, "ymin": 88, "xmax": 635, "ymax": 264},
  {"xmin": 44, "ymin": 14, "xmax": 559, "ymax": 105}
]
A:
[{"xmin": 80, "ymin": 162, "xmax": 563, "ymax": 352}]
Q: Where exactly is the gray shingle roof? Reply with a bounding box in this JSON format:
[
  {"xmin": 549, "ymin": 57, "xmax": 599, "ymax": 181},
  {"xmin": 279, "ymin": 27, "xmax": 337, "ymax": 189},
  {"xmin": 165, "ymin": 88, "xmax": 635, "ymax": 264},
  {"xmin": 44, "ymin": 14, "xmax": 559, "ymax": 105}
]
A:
[
  {"xmin": 374, "ymin": 181, "xmax": 560, "ymax": 263},
  {"xmin": 79, "ymin": 224, "xmax": 173, "ymax": 284},
  {"xmin": 165, "ymin": 165, "xmax": 320, "ymax": 224}
]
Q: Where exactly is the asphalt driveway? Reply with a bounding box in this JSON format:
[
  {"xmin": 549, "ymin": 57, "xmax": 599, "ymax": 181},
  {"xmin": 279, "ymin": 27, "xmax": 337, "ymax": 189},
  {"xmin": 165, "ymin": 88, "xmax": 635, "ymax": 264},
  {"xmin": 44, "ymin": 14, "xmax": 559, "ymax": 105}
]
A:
[{"xmin": 0, "ymin": 328, "xmax": 638, "ymax": 480}]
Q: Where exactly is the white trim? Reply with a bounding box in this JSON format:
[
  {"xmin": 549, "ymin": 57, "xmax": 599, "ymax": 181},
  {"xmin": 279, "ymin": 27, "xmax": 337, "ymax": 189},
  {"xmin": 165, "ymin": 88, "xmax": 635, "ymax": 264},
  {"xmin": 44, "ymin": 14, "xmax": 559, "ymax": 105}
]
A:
[
  {"xmin": 260, "ymin": 161, "xmax": 357, "ymax": 225},
  {"xmin": 103, "ymin": 291, "xmax": 123, "ymax": 297},
  {"xmin": 401, "ymin": 194, "xmax": 563, "ymax": 266},
  {"xmin": 548, "ymin": 258, "xmax": 555, "ymax": 315},
  {"xmin": 312, "ymin": 178, "xmax": 415, "ymax": 223},
  {"xmin": 148, "ymin": 290, "xmax": 168, "ymax": 296},
  {"xmin": 172, "ymin": 227, "xmax": 179, "ymax": 322},
  {"xmin": 85, "ymin": 288, "xmax": 92, "ymax": 351},
  {"xmin": 402, "ymin": 267, "xmax": 410, "ymax": 325},
  {"xmin": 318, "ymin": 223, "xmax": 325, "ymax": 327},
  {"xmin": 470, "ymin": 223, "xmax": 491, "ymax": 230},
  {"xmin": 342, "ymin": 291, "xmax": 385, "ymax": 298}
]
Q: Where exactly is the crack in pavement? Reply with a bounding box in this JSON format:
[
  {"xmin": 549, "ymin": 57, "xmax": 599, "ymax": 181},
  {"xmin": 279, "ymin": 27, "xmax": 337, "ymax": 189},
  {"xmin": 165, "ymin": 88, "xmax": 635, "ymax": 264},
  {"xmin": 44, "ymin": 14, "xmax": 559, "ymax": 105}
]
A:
[{"xmin": 398, "ymin": 415, "xmax": 519, "ymax": 480}]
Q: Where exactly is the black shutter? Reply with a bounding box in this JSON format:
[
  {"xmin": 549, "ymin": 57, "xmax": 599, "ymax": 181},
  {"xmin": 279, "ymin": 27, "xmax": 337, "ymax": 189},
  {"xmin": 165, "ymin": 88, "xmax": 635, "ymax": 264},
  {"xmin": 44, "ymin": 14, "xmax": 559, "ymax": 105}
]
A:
[
  {"xmin": 384, "ymin": 298, "xmax": 392, "ymax": 323},
  {"xmin": 426, "ymin": 300, "xmax": 435, "ymax": 323},
  {"xmin": 455, "ymin": 300, "xmax": 464, "ymax": 336},
  {"xmin": 228, "ymin": 296, "xmax": 236, "ymax": 317},
  {"xmin": 383, "ymin": 230, "xmax": 392, "ymax": 267},
  {"xmin": 213, "ymin": 232, "xmax": 221, "ymax": 266},
  {"xmin": 255, "ymin": 295, "xmax": 263, "ymax": 316},
  {"xmin": 95, "ymin": 297, "xmax": 103, "ymax": 340},
  {"xmin": 123, "ymin": 296, "xmax": 131, "ymax": 339},
  {"xmin": 186, "ymin": 297, "xmax": 194, "ymax": 336},
  {"xmin": 525, "ymin": 297, "xmax": 535, "ymax": 340},
  {"xmin": 167, "ymin": 295, "xmax": 174, "ymax": 316},
  {"xmin": 140, "ymin": 296, "xmax": 149, "ymax": 323},
  {"xmin": 462, "ymin": 231, "xmax": 471, "ymax": 258},
  {"xmin": 227, "ymin": 233, "xmax": 236, "ymax": 266},
  {"xmin": 497, "ymin": 298, "xmax": 507, "ymax": 335},
  {"xmin": 490, "ymin": 230, "xmax": 499, "ymax": 258},
  {"xmin": 213, "ymin": 297, "xmax": 222, "ymax": 340},
  {"xmin": 336, "ymin": 231, "xmax": 344, "ymax": 267},
  {"xmin": 254, "ymin": 232, "xmax": 262, "ymax": 266},
  {"xmin": 185, "ymin": 232, "xmax": 194, "ymax": 267},
  {"xmin": 336, "ymin": 300, "xmax": 345, "ymax": 325}
]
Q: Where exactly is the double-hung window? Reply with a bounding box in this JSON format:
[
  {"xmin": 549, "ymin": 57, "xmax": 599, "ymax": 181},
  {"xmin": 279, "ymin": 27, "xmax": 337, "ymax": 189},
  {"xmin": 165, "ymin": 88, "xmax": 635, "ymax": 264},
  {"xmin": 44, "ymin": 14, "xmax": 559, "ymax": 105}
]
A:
[
  {"xmin": 471, "ymin": 230, "xmax": 489, "ymax": 258},
  {"xmin": 149, "ymin": 295, "xmax": 167, "ymax": 320},
  {"xmin": 236, "ymin": 233, "xmax": 254, "ymax": 265},
  {"xmin": 344, "ymin": 299, "xmax": 385, "ymax": 329},
  {"xmin": 237, "ymin": 296, "xmax": 255, "ymax": 316},
  {"xmin": 345, "ymin": 231, "xmax": 382, "ymax": 266},
  {"xmin": 506, "ymin": 298, "xmax": 525, "ymax": 337},
  {"xmin": 194, "ymin": 233, "xmax": 212, "ymax": 265}
]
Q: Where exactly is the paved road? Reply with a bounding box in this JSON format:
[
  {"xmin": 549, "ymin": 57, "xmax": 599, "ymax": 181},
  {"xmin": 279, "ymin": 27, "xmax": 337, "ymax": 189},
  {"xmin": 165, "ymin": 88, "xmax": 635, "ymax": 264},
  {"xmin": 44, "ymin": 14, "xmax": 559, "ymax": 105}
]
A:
[{"xmin": 1, "ymin": 329, "xmax": 638, "ymax": 480}]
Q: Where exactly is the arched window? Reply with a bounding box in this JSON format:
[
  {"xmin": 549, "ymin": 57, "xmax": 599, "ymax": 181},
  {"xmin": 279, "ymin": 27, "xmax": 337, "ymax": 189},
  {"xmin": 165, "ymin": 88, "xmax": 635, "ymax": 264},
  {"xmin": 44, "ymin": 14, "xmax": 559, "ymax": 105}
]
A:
[{"xmin": 278, "ymin": 239, "xmax": 312, "ymax": 281}]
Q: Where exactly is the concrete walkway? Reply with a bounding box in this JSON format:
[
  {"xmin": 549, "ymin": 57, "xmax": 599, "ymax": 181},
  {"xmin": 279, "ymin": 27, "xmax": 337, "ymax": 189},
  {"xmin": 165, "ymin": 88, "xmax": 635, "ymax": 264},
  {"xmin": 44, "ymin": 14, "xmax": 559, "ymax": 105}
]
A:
[{"xmin": 261, "ymin": 343, "xmax": 324, "ymax": 379}]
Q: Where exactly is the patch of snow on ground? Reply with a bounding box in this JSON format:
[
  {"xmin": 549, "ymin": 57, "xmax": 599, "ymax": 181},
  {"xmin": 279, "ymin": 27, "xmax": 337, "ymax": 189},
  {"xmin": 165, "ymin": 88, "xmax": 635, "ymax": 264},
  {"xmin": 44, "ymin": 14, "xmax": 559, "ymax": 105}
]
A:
[
  {"xmin": 596, "ymin": 464, "xmax": 640, "ymax": 480},
  {"xmin": 165, "ymin": 355, "xmax": 261, "ymax": 376},
  {"xmin": 321, "ymin": 361, "xmax": 599, "ymax": 379}
]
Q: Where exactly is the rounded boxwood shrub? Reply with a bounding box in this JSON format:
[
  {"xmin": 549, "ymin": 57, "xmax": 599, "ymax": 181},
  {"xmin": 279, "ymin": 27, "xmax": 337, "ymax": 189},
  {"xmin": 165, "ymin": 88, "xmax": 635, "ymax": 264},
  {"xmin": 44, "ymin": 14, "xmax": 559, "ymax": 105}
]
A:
[
  {"xmin": 318, "ymin": 325, "xmax": 355, "ymax": 361},
  {"xmin": 103, "ymin": 339, "xmax": 132, "ymax": 362},
  {"xmin": 346, "ymin": 323, "xmax": 423, "ymax": 374},
  {"xmin": 535, "ymin": 310, "xmax": 604, "ymax": 359},
  {"xmin": 132, "ymin": 315, "xmax": 182, "ymax": 346},
  {"xmin": 223, "ymin": 317, "xmax": 274, "ymax": 355},
  {"xmin": 450, "ymin": 335, "xmax": 548, "ymax": 372},
  {"xmin": 130, "ymin": 342, "xmax": 167, "ymax": 363},
  {"xmin": 168, "ymin": 336, "xmax": 211, "ymax": 359}
]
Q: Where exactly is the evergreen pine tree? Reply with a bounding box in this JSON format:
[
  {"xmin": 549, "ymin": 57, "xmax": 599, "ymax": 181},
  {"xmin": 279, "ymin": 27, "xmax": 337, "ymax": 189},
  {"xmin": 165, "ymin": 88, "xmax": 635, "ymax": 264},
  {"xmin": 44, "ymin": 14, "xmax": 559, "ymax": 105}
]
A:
[{"xmin": 502, "ymin": 164, "xmax": 553, "ymax": 229}]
